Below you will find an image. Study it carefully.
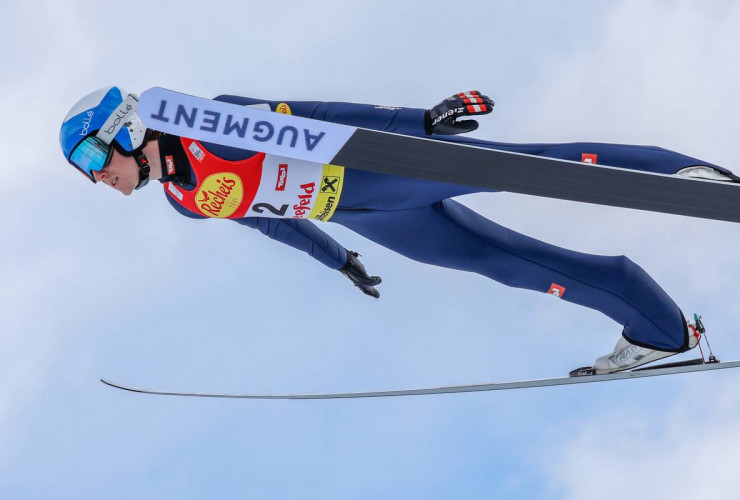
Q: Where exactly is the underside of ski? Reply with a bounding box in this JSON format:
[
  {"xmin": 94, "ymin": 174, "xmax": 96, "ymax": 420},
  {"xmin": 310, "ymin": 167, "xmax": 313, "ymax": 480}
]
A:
[
  {"xmin": 138, "ymin": 87, "xmax": 740, "ymax": 223},
  {"xmin": 101, "ymin": 358, "xmax": 740, "ymax": 400}
]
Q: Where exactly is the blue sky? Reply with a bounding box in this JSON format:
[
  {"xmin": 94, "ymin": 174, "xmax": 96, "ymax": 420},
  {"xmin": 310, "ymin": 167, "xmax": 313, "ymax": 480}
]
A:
[{"xmin": 3, "ymin": 1, "xmax": 740, "ymax": 498}]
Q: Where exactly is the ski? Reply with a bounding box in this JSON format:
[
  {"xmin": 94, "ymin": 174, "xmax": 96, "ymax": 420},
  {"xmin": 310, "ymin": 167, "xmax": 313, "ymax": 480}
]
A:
[
  {"xmin": 138, "ymin": 87, "xmax": 740, "ymax": 223},
  {"xmin": 100, "ymin": 358, "xmax": 740, "ymax": 400}
]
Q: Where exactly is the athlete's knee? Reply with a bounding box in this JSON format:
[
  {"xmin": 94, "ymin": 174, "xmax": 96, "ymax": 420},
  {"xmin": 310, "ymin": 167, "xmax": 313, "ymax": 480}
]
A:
[{"xmin": 612, "ymin": 255, "xmax": 652, "ymax": 290}]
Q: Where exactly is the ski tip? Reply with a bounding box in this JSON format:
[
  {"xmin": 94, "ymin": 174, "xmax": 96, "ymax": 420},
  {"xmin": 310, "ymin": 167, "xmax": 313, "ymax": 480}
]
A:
[
  {"xmin": 100, "ymin": 379, "xmax": 120, "ymax": 389},
  {"xmin": 100, "ymin": 379, "xmax": 143, "ymax": 394}
]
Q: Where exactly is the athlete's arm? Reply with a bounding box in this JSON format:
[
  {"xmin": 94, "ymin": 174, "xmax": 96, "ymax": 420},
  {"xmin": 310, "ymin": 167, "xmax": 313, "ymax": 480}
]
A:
[
  {"xmin": 232, "ymin": 217, "xmax": 347, "ymax": 269},
  {"xmin": 235, "ymin": 218, "xmax": 382, "ymax": 298},
  {"xmin": 214, "ymin": 95, "xmax": 427, "ymax": 136},
  {"xmin": 214, "ymin": 92, "xmax": 493, "ymax": 138},
  {"xmin": 164, "ymin": 189, "xmax": 344, "ymax": 268},
  {"xmin": 165, "ymin": 187, "xmax": 379, "ymax": 297}
]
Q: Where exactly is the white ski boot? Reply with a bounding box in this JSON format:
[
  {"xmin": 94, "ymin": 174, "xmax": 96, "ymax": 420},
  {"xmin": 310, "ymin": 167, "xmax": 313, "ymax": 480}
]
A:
[
  {"xmin": 676, "ymin": 166, "xmax": 735, "ymax": 182},
  {"xmin": 593, "ymin": 323, "xmax": 700, "ymax": 375}
]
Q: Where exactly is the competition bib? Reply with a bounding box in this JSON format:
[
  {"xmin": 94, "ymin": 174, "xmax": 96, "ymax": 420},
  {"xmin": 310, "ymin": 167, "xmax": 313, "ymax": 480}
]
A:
[{"xmin": 165, "ymin": 138, "xmax": 344, "ymax": 221}]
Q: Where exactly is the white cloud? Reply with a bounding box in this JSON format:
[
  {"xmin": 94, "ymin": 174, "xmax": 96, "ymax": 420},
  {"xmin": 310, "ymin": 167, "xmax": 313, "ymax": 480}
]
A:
[
  {"xmin": 513, "ymin": 0, "xmax": 740, "ymax": 154},
  {"xmin": 544, "ymin": 377, "xmax": 740, "ymax": 500}
]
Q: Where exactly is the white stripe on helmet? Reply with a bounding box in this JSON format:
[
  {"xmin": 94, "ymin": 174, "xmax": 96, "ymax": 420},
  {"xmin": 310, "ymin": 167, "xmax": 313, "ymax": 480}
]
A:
[{"xmin": 96, "ymin": 93, "xmax": 140, "ymax": 145}]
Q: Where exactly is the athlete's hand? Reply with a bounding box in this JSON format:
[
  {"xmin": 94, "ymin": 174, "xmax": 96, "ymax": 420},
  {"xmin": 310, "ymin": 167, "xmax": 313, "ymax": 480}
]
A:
[
  {"xmin": 425, "ymin": 91, "xmax": 494, "ymax": 135},
  {"xmin": 339, "ymin": 250, "xmax": 382, "ymax": 299}
]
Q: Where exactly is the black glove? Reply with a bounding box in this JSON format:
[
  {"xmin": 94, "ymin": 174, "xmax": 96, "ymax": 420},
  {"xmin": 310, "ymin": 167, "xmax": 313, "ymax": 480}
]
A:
[
  {"xmin": 425, "ymin": 91, "xmax": 494, "ymax": 135},
  {"xmin": 339, "ymin": 250, "xmax": 382, "ymax": 298}
]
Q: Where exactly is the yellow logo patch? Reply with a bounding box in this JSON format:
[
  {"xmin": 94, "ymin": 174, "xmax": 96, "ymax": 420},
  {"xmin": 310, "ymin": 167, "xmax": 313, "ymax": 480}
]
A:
[
  {"xmin": 309, "ymin": 165, "xmax": 345, "ymax": 222},
  {"xmin": 196, "ymin": 173, "xmax": 244, "ymax": 218},
  {"xmin": 275, "ymin": 102, "xmax": 292, "ymax": 115}
]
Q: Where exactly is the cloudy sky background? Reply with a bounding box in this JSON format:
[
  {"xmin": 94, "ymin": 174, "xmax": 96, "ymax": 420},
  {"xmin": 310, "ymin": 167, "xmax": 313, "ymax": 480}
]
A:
[{"xmin": 3, "ymin": 0, "xmax": 740, "ymax": 498}]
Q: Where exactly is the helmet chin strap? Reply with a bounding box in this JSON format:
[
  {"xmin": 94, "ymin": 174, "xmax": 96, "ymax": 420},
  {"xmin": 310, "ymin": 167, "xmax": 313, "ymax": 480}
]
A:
[
  {"xmin": 132, "ymin": 128, "xmax": 155, "ymax": 190},
  {"xmin": 109, "ymin": 129, "xmax": 154, "ymax": 190},
  {"xmin": 134, "ymin": 152, "xmax": 151, "ymax": 190}
]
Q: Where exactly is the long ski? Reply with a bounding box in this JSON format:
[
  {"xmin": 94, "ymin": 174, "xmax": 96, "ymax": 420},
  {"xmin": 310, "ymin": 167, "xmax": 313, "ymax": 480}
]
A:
[
  {"xmin": 101, "ymin": 358, "xmax": 740, "ymax": 400},
  {"xmin": 138, "ymin": 87, "xmax": 740, "ymax": 223}
]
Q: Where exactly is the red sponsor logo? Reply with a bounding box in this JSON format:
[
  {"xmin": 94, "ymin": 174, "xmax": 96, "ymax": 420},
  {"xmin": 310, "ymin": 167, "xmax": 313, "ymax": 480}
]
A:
[
  {"xmin": 165, "ymin": 155, "xmax": 176, "ymax": 175},
  {"xmin": 275, "ymin": 164, "xmax": 288, "ymax": 191},
  {"xmin": 292, "ymin": 182, "xmax": 315, "ymax": 218},
  {"xmin": 581, "ymin": 153, "xmax": 598, "ymax": 164},
  {"xmin": 548, "ymin": 283, "xmax": 566, "ymax": 298}
]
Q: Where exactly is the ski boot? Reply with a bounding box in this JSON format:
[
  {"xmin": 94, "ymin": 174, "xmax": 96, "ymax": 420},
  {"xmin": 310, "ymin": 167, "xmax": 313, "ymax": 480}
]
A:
[
  {"xmin": 677, "ymin": 166, "xmax": 739, "ymax": 182},
  {"xmin": 572, "ymin": 315, "xmax": 703, "ymax": 376}
]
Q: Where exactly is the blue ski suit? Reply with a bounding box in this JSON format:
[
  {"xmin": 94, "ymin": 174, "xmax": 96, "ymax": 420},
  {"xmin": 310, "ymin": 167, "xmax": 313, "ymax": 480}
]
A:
[{"xmin": 161, "ymin": 96, "xmax": 727, "ymax": 352}]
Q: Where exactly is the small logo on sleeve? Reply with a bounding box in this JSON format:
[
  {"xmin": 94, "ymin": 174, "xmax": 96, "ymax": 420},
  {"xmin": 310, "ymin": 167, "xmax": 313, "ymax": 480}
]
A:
[
  {"xmin": 165, "ymin": 155, "xmax": 176, "ymax": 175},
  {"xmin": 581, "ymin": 153, "xmax": 598, "ymax": 164},
  {"xmin": 276, "ymin": 164, "xmax": 288, "ymax": 191},
  {"xmin": 548, "ymin": 283, "xmax": 566, "ymax": 298}
]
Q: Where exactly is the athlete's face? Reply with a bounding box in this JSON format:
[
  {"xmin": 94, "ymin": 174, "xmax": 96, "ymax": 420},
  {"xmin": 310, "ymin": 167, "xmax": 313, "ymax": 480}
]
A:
[{"xmin": 91, "ymin": 149, "xmax": 139, "ymax": 196}]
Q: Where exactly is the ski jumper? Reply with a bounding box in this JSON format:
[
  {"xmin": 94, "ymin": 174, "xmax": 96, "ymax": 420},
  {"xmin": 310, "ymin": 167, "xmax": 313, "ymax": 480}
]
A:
[{"xmin": 160, "ymin": 96, "xmax": 728, "ymax": 352}]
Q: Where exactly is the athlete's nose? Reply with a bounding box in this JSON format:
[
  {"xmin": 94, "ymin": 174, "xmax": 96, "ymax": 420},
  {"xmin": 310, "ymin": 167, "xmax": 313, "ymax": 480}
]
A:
[{"xmin": 92, "ymin": 170, "xmax": 105, "ymax": 182}]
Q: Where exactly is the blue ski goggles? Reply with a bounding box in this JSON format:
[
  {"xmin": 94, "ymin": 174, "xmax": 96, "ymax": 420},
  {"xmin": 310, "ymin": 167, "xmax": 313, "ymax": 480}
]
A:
[{"xmin": 69, "ymin": 135, "xmax": 114, "ymax": 182}]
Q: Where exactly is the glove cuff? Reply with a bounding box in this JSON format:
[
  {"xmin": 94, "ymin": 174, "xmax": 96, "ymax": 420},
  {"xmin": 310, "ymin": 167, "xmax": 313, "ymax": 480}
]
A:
[
  {"xmin": 340, "ymin": 250, "xmax": 358, "ymax": 271},
  {"xmin": 423, "ymin": 109, "xmax": 433, "ymax": 135}
]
